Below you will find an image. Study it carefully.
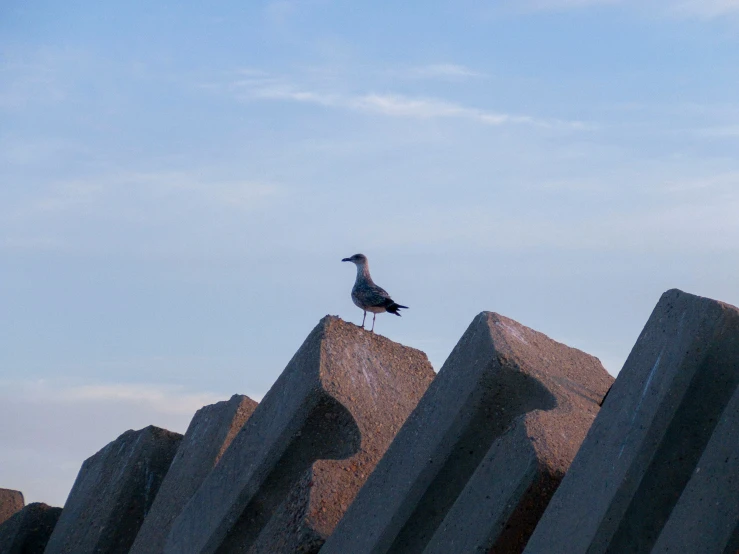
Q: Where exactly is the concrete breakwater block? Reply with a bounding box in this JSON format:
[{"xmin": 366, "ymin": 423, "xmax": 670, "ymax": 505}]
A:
[
  {"xmin": 130, "ymin": 395, "xmax": 258, "ymax": 554},
  {"xmin": 0, "ymin": 489, "xmax": 24, "ymax": 526},
  {"xmin": 165, "ymin": 316, "xmax": 435, "ymax": 554},
  {"xmin": 45, "ymin": 425, "xmax": 182, "ymax": 554},
  {"xmin": 651, "ymin": 379, "xmax": 739, "ymax": 553},
  {"xmin": 322, "ymin": 311, "xmax": 613, "ymax": 554},
  {"xmin": 0, "ymin": 502, "xmax": 61, "ymax": 554},
  {"xmin": 523, "ymin": 289, "xmax": 739, "ymax": 554}
]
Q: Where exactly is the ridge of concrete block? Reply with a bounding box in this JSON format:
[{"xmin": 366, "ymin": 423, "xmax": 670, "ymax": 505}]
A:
[
  {"xmin": 130, "ymin": 394, "xmax": 258, "ymax": 554},
  {"xmin": 523, "ymin": 289, "xmax": 739, "ymax": 554},
  {"xmin": 0, "ymin": 489, "xmax": 24, "ymax": 526},
  {"xmin": 321, "ymin": 311, "xmax": 613, "ymax": 554},
  {"xmin": 651, "ymin": 379, "xmax": 739, "ymax": 553},
  {"xmin": 45, "ymin": 425, "xmax": 183, "ymax": 554},
  {"xmin": 165, "ymin": 315, "xmax": 436, "ymax": 554},
  {"xmin": 0, "ymin": 502, "xmax": 61, "ymax": 554}
]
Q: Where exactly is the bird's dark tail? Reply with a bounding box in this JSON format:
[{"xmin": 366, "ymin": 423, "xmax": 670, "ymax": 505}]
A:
[{"xmin": 386, "ymin": 303, "xmax": 408, "ymax": 316}]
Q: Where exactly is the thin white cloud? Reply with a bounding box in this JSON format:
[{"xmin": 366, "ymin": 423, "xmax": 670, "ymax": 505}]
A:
[
  {"xmin": 1, "ymin": 379, "xmax": 237, "ymax": 415},
  {"xmin": 659, "ymin": 170, "xmax": 739, "ymax": 192},
  {"xmin": 0, "ymin": 69, "xmax": 66, "ymax": 110},
  {"xmin": 507, "ymin": 0, "xmax": 739, "ymax": 18},
  {"xmin": 1, "ymin": 170, "xmax": 284, "ymax": 255},
  {"xmin": 6, "ymin": 171, "xmax": 281, "ymax": 220},
  {"xmin": 697, "ymin": 125, "xmax": 739, "ymax": 138},
  {"xmin": 230, "ymin": 76, "xmax": 584, "ymax": 129},
  {"xmin": 1, "ymin": 236, "xmax": 66, "ymax": 251},
  {"xmin": 366, "ymin": 171, "xmax": 739, "ymax": 253},
  {"xmin": 672, "ymin": 0, "xmax": 739, "ymax": 18},
  {"xmin": 502, "ymin": 0, "xmax": 620, "ymax": 13},
  {"xmin": 0, "ymin": 47, "xmax": 89, "ymax": 111},
  {"xmin": 405, "ymin": 64, "xmax": 485, "ymax": 80},
  {"xmin": 57, "ymin": 384, "xmax": 224, "ymax": 414},
  {"xmin": 0, "ymin": 379, "xmax": 258, "ymax": 506},
  {"xmin": 352, "ymin": 93, "xmax": 549, "ymax": 126}
]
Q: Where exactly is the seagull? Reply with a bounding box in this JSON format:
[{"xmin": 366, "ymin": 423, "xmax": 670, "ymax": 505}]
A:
[{"xmin": 342, "ymin": 253, "xmax": 408, "ymax": 332}]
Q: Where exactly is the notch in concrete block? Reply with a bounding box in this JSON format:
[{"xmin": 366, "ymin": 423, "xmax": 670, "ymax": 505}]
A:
[
  {"xmin": 523, "ymin": 289, "xmax": 739, "ymax": 554},
  {"xmin": 130, "ymin": 394, "xmax": 258, "ymax": 554},
  {"xmin": 165, "ymin": 316, "xmax": 435, "ymax": 554},
  {"xmin": 45, "ymin": 425, "xmax": 182, "ymax": 554},
  {"xmin": 651, "ymin": 379, "xmax": 739, "ymax": 553},
  {"xmin": 322, "ymin": 311, "xmax": 613, "ymax": 554},
  {"xmin": 0, "ymin": 502, "xmax": 61, "ymax": 554},
  {"xmin": 0, "ymin": 489, "xmax": 24, "ymax": 526}
]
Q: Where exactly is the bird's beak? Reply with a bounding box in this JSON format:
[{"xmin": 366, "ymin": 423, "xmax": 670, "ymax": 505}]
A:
[{"xmin": 341, "ymin": 258, "xmax": 351, "ymax": 262}]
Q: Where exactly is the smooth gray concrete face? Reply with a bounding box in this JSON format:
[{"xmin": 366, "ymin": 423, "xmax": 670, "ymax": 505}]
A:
[
  {"xmin": 130, "ymin": 395, "xmax": 258, "ymax": 554},
  {"xmin": 165, "ymin": 316, "xmax": 435, "ymax": 554},
  {"xmin": 321, "ymin": 311, "xmax": 613, "ymax": 554},
  {"xmin": 524, "ymin": 289, "xmax": 739, "ymax": 554},
  {"xmin": 45, "ymin": 425, "xmax": 182, "ymax": 554},
  {"xmin": 0, "ymin": 489, "xmax": 24, "ymax": 526},
  {"xmin": 0, "ymin": 502, "xmax": 61, "ymax": 554},
  {"xmin": 651, "ymin": 380, "xmax": 739, "ymax": 553}
]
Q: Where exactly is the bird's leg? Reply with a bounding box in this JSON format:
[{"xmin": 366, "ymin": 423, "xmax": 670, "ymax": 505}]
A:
[
  {"xmin": 361, "ymin": 311, "xmax": 366, "ymax": 328},
  {"xmin": 371, "ymin": 313, "xmax": 376, "ymax": 333}
]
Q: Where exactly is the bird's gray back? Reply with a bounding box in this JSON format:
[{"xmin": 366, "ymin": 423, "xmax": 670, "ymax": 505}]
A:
[{"xmin": 351, "ymin": 277, "xmax": 393, "ymax": 309}]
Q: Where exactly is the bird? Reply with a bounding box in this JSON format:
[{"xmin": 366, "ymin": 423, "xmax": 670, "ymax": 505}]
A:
[{"xmin": 341, "ymin": 253, "xmax": 408, "ymax": 332}]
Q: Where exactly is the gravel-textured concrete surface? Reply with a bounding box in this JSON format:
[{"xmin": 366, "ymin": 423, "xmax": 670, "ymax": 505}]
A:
[
  {"xmin": 45, "ymin": 425, "xmax": 182, "ymax": 554},
  {"xmin": 130, "ymin": 394, "xmax": 258, "ymax": 554},
  {"xmin": 165, "ymin": 315, "xmax": 435, "ymax": 554},
  {"xmin": 0, "ymin": 489, "xmax": 24, "ymax": 526},
  {"xmin": 424, "ymin": 313, "xmax": 612, "ymax": 554},
  {"xmin": 0, "ymin": 502, "xmax": 61, "ymax": 554},
  {"xmin": 321, "ymin": 311, "xmax": 612, "ymax": 554},
  {"xmin": 523, "ymin": 289, "xmax": 739, "ymax": 554}
]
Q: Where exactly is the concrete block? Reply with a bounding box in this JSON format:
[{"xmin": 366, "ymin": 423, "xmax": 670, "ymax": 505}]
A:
[
  {"xmin": 165, "ymin": 315, "xmax": 435, "ymax": 554},
  {"xmin": 130, "ymin": 395, "xmax": 258, "ymax": 554},
  {"xmin": 651, "ymin": 380, "xmax": 739, "ymax": 553},
  {"xmin": 45, "ymin": 425, "xmax": 182, "ymax": 554},
  {"xmin": 0, "ymin": 502, "xmax": 61, "ymax": 554},
  {"xmin": 0, "ymin": 488, "xmax": 24, "ymax": 526},
  {"xmin": 523, "ymin": 289, "xmax": 739, "ymax": 554},
  {"xmin": 322, "ymin": 311, "xmax": 613, "ymax": 554}
]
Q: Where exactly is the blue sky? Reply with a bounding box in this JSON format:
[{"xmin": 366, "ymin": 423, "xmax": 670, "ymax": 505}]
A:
[{"xmin": 2, "ymin": 0, "xmax": 739, "ymax": 505}]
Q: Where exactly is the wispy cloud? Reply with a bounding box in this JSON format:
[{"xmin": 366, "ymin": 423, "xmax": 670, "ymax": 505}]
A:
[
  {"xmin": 0, "ymin": 379, "xmax": 256, "ymax": 506},
  {"xmin": 0, "ymin": 66, "xmax": 66, "ymax": 110},
  {"xmin": 502, "ymin": 0, "xmax": 620, "ymax": 13},
  {"xmin": 0, "ymin": 379, "xmax": 239, "ymax": 414},
  {"xmin": 227, "ymin": 74, "xmax": 584, "ymax": 129},
  {"xmin": 671, "ymin": 0, "xmax": 739, "ymax": 18},
  {"xmin": 1, "ymin": 170, "xmax": 284, "ymax": 255},
  {"xmin": 1, "ymin": 236, "xmax": 67, "ymax": 251},
  {"xmin": 697, "ymin": 125, "xmax": 739, "ymax": 138},
  {"xmin": 0, "ymin": 47, "xmax": 88, "ymax": 111},
  {"xmin": 365, "ymin": 171, "xmax": 739, "ymax": 253},
  {"xmin": 405, "ymin": 64, "xmax": 485, "ymax": 81},
  {"xmin": 507, "ymin": 0, "xmax": 739, "ymax": 18},
  {"xmin": 57, "ymin": 383, "xmax": 225, "ymax": 414},
  {"xmin": 6, "ymin": 171, "xmax": 281, "ymax": 220}
]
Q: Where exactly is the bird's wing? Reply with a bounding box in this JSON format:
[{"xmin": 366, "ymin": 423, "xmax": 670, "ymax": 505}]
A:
[{"xmin": 355, "ymin": 284, "xmax": 395, "ymax": 307}]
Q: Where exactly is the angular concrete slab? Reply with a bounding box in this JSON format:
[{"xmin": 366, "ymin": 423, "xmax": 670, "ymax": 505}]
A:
[
  {"xmin": 651, "ymin": 380, "xmax": 739, "ymax": 553},
  {"xmin": 130, "ymin": 394, "xmax": 258, "ymax": 554},
  {"xmin": 523, "ymin": 289, "xmax": 739, "ymax": 554},
  {"xmin": 0, "ymin": 502, "xmax": 61, "ymax": 554},
  {"xmin": 0, "ymin": 488, "xmax": 24, "ymax": 526},
  {"xmin": 322, "ymin": 311, "xmax": 613, "ymax": 554},
  {"xmin": 45, "ymin": 425, "xmax": 182, "ymax": 554},
  {"xmin": 165, "ymin": 316, "xmax": 435, "ymax": 554}
]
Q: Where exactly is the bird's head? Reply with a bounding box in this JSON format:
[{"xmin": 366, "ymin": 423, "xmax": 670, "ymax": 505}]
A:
[{"xmin": 341, "ymin": 253, "xmax": 367, "ymax": 265}]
